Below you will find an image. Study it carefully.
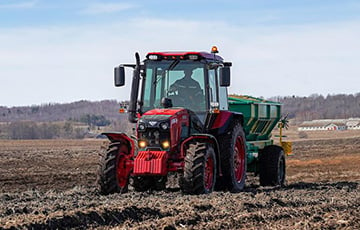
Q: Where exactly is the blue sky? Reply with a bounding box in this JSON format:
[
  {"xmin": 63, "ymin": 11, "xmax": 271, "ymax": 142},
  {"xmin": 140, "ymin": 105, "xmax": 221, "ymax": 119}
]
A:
[{"xmin": 0, "ymin": 0, "xmax": 359, "ymax": 106}]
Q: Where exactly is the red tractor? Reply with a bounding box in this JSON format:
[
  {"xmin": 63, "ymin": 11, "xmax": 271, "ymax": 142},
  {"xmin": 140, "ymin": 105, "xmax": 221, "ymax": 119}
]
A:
[{"xmin": 97, "ymin": 47, "xmax": 286, "ymax": 194}]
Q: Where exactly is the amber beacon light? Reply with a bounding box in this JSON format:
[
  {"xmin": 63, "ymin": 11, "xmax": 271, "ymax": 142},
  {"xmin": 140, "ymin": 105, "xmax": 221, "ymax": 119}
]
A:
[{"xmin": 211, "ymin": 46, "xmax": 219, "ymax": 53}]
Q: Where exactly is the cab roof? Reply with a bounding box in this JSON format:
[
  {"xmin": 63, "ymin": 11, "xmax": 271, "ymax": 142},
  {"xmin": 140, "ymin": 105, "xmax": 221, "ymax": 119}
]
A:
[{"xmin": 146, "ymin": 51, "xmax": 224, "ymax": 62}]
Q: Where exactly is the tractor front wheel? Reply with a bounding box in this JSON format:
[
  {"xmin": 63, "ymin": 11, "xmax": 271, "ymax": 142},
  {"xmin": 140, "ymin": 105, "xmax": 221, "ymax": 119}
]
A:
[
  {"xmin": 181, "ymin": 142, "xmax": 217, "ymax": 194},
  {"xmin": 97, "ymin": 142, "xmax": 131, "ymax": 195}
]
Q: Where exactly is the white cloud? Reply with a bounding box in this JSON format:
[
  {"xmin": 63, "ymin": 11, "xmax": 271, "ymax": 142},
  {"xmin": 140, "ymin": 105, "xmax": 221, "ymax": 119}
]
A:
[
  {"xmin": 0, "ymin": 18, "xmax": 359, "ymax": 106},
  {"xmin": 80, "ymin": 2, "xmax": 138, "ymax": 15},
  {"xmin": 0, "ymin": 0, "xmax": 37, "ymax": 9}
]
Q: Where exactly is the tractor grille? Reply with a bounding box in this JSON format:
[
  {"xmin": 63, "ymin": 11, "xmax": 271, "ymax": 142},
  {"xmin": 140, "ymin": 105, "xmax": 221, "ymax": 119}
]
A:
[{"xmin": 139, "ymin": 128, "xmax": 170, "ymax": 149}]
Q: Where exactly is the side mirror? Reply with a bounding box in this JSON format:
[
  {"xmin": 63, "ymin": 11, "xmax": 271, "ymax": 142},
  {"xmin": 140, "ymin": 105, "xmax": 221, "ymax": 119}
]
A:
[
  {"xmin": 114, "ymin": 66, "xmax": 125, "ymax": 87},
  {"xmin": 220, "ymin": 66, "xmax": 230, "ymax": 87}
]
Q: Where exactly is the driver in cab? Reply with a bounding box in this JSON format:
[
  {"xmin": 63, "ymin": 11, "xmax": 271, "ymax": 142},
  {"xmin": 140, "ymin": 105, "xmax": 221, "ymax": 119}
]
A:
[
  {"xmin": 170, "ymin": 69, "xmax": 203, "ymax": 100},
  {"xmin": 169, "ymin": 69, "xmax": 204, "ymax": 108}
]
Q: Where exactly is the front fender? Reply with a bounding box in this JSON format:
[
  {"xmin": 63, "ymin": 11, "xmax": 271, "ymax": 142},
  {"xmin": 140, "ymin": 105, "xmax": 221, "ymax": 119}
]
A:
[{"xmin": 102, "ymin": 132, "xmax": 136, "ymax": 156}]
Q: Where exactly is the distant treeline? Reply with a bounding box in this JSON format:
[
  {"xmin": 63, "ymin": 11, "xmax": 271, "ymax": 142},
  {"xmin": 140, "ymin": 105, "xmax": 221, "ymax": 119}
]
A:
[
  {"xmin": 0, "ymin": 100, "xmax": 132, "ymax": 139},
  {"xmin": 0, "ymin": 100, "xmax": 123, "ymax": 122},
  {"xmin": 0, "ymin": 93, "xmax": 359, "ymax": 139},
  {"xmin": 1, "ymin": 94, "xmax": 359, "ymax": 124},
  {"xmin": 270, "ymin": 93, "xmax": 360, "ymax": 123},
  {"xmin": 6, "ymin": 121, "xmax": 86, "ymax": 139},
  {"xmin": 0, "ymin": 119, "xmax": 133, "ymax": 140}
]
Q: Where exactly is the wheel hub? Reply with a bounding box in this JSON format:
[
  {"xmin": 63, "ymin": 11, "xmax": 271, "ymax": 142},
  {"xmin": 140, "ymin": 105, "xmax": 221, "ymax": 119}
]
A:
[
  {"xmin": 234, "ymin": 136, "xmax": 245, "ymax": 182},
  {"xmin": 116, "ymin": 154, "xmax": 128, "ymax": 188},
  {"xmin": 204, "ymin": 156, "xmax": 214, "ymax": 190}
]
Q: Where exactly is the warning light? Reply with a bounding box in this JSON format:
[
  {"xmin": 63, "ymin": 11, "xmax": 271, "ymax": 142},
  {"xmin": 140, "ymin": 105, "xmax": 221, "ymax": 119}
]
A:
[
  {"xmin": 211, "ymin": 46, "xmax": 219, "ymax": 54},
  {"xmin": 119, "ymin": 108, "xmax": 126, "ymax": 113},
  {"xmin": 210, "ymin": 102, "xmax": 220, "ymax": 114}
]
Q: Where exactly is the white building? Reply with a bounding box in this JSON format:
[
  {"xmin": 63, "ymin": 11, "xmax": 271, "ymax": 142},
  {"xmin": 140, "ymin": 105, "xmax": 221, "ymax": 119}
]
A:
[
  {"xmin": 298, "ymin": 119, "xmax": 348, "ymax": 131},
  {"xmin": 346, "ymin": 118, "xmax": 360, "ymax": 130}
]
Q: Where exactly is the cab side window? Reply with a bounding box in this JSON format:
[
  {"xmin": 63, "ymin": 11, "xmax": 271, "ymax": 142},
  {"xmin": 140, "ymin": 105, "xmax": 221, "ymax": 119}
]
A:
[{"xmin": 208, "ymin": 69, "xmax": 218, "ymax": 103}]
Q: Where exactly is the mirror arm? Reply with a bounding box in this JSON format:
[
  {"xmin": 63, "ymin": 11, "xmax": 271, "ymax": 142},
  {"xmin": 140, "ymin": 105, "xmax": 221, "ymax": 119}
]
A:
[{"xmin": 122, "ymin": 64, "xmax": 136, "ymax": 68}]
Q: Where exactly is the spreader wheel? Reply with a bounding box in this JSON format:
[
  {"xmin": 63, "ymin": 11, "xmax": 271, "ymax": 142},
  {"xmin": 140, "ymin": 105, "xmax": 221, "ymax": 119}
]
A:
[
  {"xmin": 180, "ymin": 142, "xmax": 217, "ymax": 194},
  {"xmin": 97, "ymin": 142, "xmax": 131, "ymax": 195},
  {"xmin": 259, "ymin": 145, "xmax": 286, "ymax": 186}
]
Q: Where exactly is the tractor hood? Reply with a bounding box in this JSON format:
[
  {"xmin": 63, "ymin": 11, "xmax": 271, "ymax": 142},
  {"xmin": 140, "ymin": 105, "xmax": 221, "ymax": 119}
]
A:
[
  {"xmin": 143, "ymin": 108, "xmax": 185, "ymax": 116},
  {"xmin": 138, "ymin": 108, "xmax": 190, "ymax": 133}
]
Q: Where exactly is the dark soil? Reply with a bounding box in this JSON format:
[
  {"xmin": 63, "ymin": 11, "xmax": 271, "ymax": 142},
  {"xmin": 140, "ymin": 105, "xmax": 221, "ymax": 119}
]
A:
[{"xmin": 0, "ymin": 138, "xmax": 359, "ymax": 229}]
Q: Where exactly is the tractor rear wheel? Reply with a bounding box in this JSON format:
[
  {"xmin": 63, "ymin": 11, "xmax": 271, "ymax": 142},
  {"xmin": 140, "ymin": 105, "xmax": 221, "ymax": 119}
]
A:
[
  {"xmin": 217, "ymin": 123, "xmax": 246, "ymax": 192},
  {"xmin": 181, "ymin": 142, "xmax": 217, "ymax": 194},
  {"xmin": 259, "ymin": 145, "xmax": 286, "ymax": 186},
  {"xmin": 97, "ymin": 142, "xmax": 131, "ymax": 195}
]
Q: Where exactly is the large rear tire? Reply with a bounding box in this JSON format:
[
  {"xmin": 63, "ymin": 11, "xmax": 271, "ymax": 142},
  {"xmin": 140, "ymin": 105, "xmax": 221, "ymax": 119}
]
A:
[
  {"xmin": 97, "ymin": 142, "xmax": 131, "ymax": 195},
  {"xmin": 259, "ymin": 145, "xmax": 286, "ymax": 186},
  {"xmin": 180, "ymin": 142, "xmax": 217, "ymax": 194},
  {"xmin": 217, "ymin": 123, "xmax": 246, "ymax": 192}
]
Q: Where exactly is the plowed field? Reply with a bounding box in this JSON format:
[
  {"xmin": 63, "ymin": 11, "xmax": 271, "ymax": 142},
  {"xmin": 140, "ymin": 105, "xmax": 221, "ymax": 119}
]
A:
[{"xmin": 0, "ymin": 136, "xmax": 359, "ymax": 229}]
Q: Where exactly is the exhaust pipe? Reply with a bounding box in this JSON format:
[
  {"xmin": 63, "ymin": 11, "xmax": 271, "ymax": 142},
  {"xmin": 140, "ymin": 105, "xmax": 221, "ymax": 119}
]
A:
[{"xmin": 128, "ymin": 52, "xmax": 141, "ymax": 123}]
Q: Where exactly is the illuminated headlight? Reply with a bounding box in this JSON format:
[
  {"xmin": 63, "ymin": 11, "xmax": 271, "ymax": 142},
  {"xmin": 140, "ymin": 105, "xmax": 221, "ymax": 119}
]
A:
[
  {"xmin": 138, "ymin": 140, "xmax": 147, "ymax": 148},
  {"xmin": 160, "ymin": 122, "xmax": 169, "ymax": 130},
  {"xmin": 161, "ymin": 140, "xmax": 170, "ymax": 149},
  {"xmin": 138, "ymin": 123, "xmax": 146, "ymax": 131}
]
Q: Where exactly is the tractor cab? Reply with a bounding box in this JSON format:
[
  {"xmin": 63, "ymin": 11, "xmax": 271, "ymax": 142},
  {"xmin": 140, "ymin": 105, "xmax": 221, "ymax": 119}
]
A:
[{"xmin": 115, "ymin": 46, "xmax": 232, "ymax": 127}]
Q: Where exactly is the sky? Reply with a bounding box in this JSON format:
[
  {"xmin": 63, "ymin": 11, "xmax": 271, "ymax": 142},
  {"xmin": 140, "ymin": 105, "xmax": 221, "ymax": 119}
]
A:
[{"xmin": 0, "ymin": 0, "xmax": 359, "ymax": 106}]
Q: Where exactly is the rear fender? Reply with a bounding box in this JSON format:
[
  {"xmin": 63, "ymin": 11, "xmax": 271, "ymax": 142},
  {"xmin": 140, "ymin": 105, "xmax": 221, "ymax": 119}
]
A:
[
  {"xmin": 102, "ymin": 132, "xmax": 136, "ymax": 156},
  {"xmin": 232, "ymin": 112, "xmax": 244, "ymax": 127},
  {"xmin": 210, "ymin": 111, "xmax": 244, "ymax": 135},
  {"xmin": 224, "ymin": 112, "xmax": 244, "ymax": 134},
  {"xmin": 181, "ymin": 134, "xmax": 222, "ymax": 176}
]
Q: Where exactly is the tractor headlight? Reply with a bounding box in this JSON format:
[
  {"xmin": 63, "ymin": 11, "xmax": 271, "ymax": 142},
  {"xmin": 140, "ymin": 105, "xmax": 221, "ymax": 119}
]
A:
[
  {"xmin": 161, "ymin": 140, "xmax": 170, "ymax": 149},
  {"xmin": 138, "ymin": 140, "xmax": 147, "ymax": 148},
  {"xmin": 160, "ymin": 122, "xmax": 169, "ymax": 130},
  {"xmin": 138, "ymin": 123, "xmax": 146, "ymax": 131}
]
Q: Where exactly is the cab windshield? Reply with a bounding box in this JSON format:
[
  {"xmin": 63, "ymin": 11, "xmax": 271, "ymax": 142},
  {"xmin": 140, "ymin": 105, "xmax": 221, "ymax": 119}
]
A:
[{"xmin": 142, "ymin": 60, "xmax": 206, "ymax": 113}]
